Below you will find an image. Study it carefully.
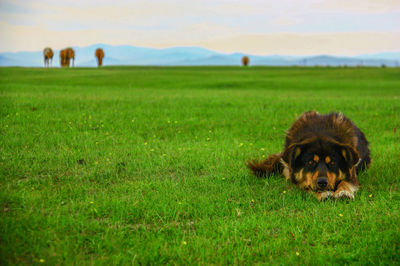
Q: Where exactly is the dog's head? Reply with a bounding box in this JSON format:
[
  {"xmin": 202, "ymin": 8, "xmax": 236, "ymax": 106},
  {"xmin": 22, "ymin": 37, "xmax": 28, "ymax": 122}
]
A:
[{"xmin": 282, "ymin": 137, "xmax": 359, "ymax": 191}]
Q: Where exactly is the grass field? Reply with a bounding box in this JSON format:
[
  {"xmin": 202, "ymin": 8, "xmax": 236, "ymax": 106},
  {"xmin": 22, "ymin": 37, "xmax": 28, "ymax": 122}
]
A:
[{"xmin": 1, "ymin": 66, "xmax": 399, "ymax": 265}]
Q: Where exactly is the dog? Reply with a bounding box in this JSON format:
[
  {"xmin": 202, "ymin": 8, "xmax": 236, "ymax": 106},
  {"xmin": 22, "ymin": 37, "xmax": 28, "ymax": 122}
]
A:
[{"xmin": 247, "ymin": 111, "xmax": 371, "ymax": 201}]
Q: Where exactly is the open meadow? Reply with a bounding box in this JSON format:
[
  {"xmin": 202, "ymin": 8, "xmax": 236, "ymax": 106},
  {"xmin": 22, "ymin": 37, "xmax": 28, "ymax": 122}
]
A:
[{"xmin": 0, "ymin": 66, "xmax": 399, "ymax": 264}]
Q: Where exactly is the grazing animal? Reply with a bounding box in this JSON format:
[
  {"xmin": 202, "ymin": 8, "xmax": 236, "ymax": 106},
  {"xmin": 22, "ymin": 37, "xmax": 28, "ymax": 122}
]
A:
[
  {"xmin": 60, "ymin": 47, "xmax": 75, "ymax": 67},
  {"xmin": 59, "ymin": 49, "xmax": 66, "ymax": 67},
  {"xmin": 247, "ymin": 111, "xmax": 371, "ymax": 201},
  {"xmin": 242, "ymin": 56, "xmax": 249, "ymax": 66},
  {"xmin": 43, "ymin": 47, "xmax": 54, "ymax": 67},
  {"xmin": 95, "ymin": 48, "xmax": 105, "ymax": 67}
]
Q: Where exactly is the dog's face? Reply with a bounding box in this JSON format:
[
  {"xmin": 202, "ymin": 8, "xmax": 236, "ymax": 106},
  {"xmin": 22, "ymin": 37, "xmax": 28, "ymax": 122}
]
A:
[{"xmin": 283, "ymin": 138, "xmax": 359, "ymax": 192}]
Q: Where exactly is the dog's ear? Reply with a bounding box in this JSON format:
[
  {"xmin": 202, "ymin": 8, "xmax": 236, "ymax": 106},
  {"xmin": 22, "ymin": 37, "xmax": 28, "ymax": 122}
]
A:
[
  {"xmin": 282, "ymin": 138, "xmax": 316, "ymax": 169},
  {"xmin": 282, "ymin": 143, "xmax": 302, "ymax": 169},
  {"xmin": 337, "ymin": 144, "xmax": 360, "ymax": 168}
]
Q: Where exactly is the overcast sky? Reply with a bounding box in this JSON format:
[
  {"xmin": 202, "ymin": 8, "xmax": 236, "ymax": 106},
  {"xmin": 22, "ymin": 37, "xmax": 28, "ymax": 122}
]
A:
[{"xmin": 1, "ymin": 0, "xmax": 399, "ymax": 55}]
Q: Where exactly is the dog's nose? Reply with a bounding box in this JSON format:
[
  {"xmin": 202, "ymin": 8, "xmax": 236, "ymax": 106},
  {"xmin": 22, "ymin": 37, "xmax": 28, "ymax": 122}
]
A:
[{"xmin": 317, "ymin": 177, "xmax": 328, "ymax": 188}]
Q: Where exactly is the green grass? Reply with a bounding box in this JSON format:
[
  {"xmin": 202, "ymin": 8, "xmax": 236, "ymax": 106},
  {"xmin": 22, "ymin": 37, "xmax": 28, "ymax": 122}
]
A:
[{"xmin": 1, "ymin": 66, "xmax": 399, "ymax": 265}]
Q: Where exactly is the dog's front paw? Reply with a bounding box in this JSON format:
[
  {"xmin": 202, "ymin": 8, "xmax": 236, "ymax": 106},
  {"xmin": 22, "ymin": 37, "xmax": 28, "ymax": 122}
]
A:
[
  {"xmin": 317, "ymin": 191, "xmax": 334, "ymax": 201},
  {"xmin": 334, "ymin": 190, "xmax": 354, "ymax": 200}
]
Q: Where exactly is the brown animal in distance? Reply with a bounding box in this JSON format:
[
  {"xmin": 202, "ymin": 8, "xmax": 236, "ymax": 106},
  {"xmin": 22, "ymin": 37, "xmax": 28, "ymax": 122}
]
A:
[
  {"xmin": 242, "ymin": 56, "xmax": 249, "ymax": 66},
  {"xmin": 95, "ymin": 48, "xmax": 105, "ymax": 67},
  {"xmin": 60, "ymin": 47, "xmax": 75, "ymax": 67},
  {"xmin": 43, "ymin": 47, "xmax": 54, "ymax": 67}
]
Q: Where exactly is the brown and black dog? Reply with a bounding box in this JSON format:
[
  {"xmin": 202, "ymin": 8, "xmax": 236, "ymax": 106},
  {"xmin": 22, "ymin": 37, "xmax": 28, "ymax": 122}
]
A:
[{"xmin": 247, "ymin": 111, "xmax": 371, "ymax": 201}]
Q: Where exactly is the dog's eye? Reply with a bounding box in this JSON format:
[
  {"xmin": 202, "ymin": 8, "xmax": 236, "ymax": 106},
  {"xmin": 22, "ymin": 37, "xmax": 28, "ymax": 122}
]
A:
[{"xmin": 308, "ymin": 160, "xmax": 315, "ymax": 165}]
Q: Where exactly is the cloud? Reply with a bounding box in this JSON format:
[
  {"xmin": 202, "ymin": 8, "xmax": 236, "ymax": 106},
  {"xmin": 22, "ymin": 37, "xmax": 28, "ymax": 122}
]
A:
[
  {"xmin": 197, "ymin": 32, "xmax": 400, "ymax": 56},
  {"xmin": 269, "ymin": 16, "xmax": 304, "ymax": 27},
  {"xmin": 0, "ymin": 22, "xmax": 131, "ymax": 52},
  {"xmin": 1, "ymin": 0, "xmax": 399, "ymax": 54},
  {"xmin": 311, "ymin": 0, "xmax": 400, "ymax": 14},
  {"xmin": 1, "ymin": 21, "xmax": 399, "ymax": 56}
]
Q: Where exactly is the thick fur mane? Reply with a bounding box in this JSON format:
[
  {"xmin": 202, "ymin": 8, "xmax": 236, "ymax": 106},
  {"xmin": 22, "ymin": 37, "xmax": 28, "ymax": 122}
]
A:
[{"xmin": 285, "ymin": 111, "xmax": 357, "ymax": 149}]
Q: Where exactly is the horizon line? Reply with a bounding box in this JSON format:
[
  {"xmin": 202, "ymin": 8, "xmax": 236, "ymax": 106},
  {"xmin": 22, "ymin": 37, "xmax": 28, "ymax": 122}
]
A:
[{"xmin": 1, "ymin": 43, "xmax": 400, "ymax": 58}]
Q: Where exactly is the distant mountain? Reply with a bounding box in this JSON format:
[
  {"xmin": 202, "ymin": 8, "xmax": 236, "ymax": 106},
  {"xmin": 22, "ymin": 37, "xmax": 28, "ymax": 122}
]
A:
[
  {"xmin": 356, "ymin": 52, "xmax": 400, "ymax": 61},
  {"xmin": 297, "ymin": 55, "xmax": 398, "ymax": 67},
  {"xmin": 0, "ymin": 44, "xmax": 399, "ymax": 67}
]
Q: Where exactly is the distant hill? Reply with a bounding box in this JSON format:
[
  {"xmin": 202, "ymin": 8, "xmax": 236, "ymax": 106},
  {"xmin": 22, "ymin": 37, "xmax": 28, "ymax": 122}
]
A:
[
  {"xmin": 356, "ymin": 52, "xmax": 400, "ymax": 61},
  {"xmin": 0, "ymin": 44, "xmax": 399, "ymax": 67}
]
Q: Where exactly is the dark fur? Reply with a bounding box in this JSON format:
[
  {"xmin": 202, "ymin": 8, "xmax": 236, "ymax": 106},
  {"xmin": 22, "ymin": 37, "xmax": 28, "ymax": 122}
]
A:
[{"xmin": 247, "ymin": 111, "xmax": 370, "ymax": 200}]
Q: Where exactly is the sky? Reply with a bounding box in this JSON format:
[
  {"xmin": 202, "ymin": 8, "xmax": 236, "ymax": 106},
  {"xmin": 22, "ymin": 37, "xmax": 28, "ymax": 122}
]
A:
[{"xmin": 0, "ymin": 0, "xmax": 399, "ymax": 55}]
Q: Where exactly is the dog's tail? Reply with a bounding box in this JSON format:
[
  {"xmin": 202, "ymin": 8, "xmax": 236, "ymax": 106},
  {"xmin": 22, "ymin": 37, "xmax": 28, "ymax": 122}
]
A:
[{"xmin": 247, "ymin": 153, "xmax": 283, "ymax": 177}]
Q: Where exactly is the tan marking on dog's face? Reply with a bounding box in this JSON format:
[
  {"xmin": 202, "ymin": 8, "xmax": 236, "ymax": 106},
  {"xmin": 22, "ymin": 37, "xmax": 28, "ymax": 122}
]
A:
[
  {"xmin": 313, "ymin": 155, "xmax": 319, "ymax": 163},
  {"xmin": 294, "ymin": 169, "xmax": 304, "ymax": 182},
  {"xmin": 326, "ymin": 172, "xmax": 337, "ymax": 190},
  {"xmin": 323, "ymin": 169, "xmax": 346, "ymax": 191},
  {"xmin": 294, "ymin": 168, "xmax": 306, "ymax": 188},
  {"xmin": 311, "ymin": 171, "xmax": 319, "ymax": 190},
  {"xmin": 299, "ymin": 168, "xmax": 346, "ymax": 192},
  {"xmin": 297, "ymin": 170, "xmax": 318, "ymax": 191},
  {"xmin": 325, "ymin": 156, "xmax": 331, "ymax": 164}
]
